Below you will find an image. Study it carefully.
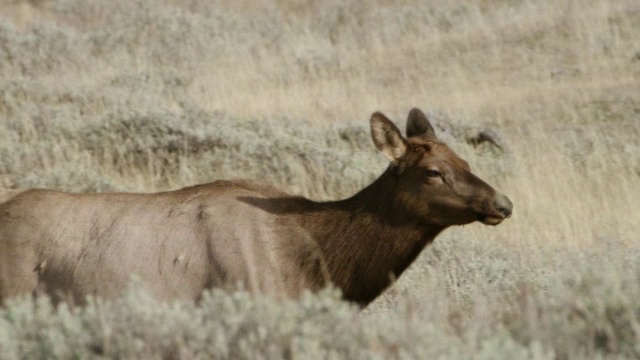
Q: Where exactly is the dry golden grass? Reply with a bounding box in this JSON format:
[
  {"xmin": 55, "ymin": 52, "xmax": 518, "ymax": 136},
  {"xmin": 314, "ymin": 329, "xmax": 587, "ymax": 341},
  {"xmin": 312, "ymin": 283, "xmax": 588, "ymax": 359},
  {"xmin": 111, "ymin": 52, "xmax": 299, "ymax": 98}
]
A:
[
  {"xmin": 0, "ymin": 0, "xmax": 636, "ymax": 256},
  {"xmin": 185, "ymin": 0, "xmax": 639, "ymax": 249}
]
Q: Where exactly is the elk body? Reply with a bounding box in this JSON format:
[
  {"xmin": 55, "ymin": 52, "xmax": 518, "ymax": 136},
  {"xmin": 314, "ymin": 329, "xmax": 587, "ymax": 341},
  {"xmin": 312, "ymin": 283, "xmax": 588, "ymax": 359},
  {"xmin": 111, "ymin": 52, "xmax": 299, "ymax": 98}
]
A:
[{"xmin": 0, "ymin": 109, "xmax": 512, "ymax": 307}]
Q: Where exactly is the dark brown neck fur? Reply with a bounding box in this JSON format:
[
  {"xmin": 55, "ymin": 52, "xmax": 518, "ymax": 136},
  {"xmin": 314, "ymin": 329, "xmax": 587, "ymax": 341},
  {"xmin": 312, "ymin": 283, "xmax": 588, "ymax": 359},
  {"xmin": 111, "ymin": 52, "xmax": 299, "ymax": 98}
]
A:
[{"xmin": 300, "ymin": 167, "xmax": 445, "ymax": 306}]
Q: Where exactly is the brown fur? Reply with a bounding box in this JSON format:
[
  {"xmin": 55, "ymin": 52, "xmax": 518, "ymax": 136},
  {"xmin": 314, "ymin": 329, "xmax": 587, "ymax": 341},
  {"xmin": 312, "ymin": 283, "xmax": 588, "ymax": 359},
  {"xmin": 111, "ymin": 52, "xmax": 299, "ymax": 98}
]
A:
[
  {"xmin": 0, "ymin": 109, "xmax": 512, "ymax": 307},
  {"xmin": 0, "ymin": 189, "xmax": 25, "ymax": 204}
]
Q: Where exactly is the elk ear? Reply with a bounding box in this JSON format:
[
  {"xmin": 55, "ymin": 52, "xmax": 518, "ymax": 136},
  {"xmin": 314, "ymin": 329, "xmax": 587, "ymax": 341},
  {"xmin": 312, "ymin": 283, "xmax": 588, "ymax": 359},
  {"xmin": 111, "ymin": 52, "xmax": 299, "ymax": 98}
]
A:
[
  {"xmin": 406, "ymin": 108, "xmax": 436, "ymax": 140},
  {"xmin": 370, "ymin": 112, "xmax": 407, "ymax": 162}
]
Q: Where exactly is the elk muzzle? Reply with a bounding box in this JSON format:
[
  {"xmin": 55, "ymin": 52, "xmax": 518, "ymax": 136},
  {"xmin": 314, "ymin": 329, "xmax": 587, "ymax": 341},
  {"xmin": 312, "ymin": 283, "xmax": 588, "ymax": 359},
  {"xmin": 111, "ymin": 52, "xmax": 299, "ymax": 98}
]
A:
[{"xmin": 478, "ymin": 193, "xmax": 513, "ymax": 226}]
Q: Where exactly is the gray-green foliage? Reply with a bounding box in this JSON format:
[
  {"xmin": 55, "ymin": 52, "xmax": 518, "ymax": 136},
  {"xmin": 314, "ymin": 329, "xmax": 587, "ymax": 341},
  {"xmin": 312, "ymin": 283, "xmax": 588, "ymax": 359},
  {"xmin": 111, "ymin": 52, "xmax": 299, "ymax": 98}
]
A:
[
  {"xmin": 0, "ymin": 69, "xmax": 503, "ymax": 197},
  {"xmin": 0, "ymin": 0, "xmax": 512, "ymax": 196},
  {"xmin": 1, "ymin": 240, "xmax": 638, "ymax": 359}
]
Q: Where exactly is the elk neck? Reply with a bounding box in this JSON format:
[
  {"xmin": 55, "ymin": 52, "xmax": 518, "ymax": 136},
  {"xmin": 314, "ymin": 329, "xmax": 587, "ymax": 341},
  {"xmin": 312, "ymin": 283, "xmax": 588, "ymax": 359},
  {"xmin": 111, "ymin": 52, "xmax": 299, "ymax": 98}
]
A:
[{"xmin": 300, "ymin": 166, "xmax": 445, "ymax": 306}]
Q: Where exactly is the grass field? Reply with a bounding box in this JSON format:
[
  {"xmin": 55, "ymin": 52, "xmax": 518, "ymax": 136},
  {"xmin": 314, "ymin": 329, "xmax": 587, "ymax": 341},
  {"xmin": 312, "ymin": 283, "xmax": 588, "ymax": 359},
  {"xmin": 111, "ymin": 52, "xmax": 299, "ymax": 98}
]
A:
[{"xmin": 0, "ymin": 0, "xmax": 639, "ymax": 358}]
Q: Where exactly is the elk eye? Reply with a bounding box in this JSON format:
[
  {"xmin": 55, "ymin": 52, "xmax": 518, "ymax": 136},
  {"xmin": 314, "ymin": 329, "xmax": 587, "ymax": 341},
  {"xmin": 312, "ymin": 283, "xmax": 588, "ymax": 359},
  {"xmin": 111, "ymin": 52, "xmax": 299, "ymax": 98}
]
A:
[{"xmin": 425, "ymin": 169, "xmax": 441, "ymax": 178}]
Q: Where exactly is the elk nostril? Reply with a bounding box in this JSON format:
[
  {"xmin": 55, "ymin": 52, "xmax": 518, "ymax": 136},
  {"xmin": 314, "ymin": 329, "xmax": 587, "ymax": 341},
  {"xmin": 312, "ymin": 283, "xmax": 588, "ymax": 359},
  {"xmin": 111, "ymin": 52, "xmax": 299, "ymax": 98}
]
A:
[
  {"xmin": 495, "ymin": 195, "xmax": 513, "ymax": 218},
  {"xmin": 498, "ymin": 206, "xmax": 512, "ymax": 218}
]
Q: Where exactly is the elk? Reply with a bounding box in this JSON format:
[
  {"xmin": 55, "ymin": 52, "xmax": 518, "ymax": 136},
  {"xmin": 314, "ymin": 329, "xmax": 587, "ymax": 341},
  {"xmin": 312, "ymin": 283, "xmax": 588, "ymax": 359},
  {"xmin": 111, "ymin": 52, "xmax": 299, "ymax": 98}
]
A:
[{"xmin": 0, "ymin": 109, "xmax": 512, "ymax": 307}]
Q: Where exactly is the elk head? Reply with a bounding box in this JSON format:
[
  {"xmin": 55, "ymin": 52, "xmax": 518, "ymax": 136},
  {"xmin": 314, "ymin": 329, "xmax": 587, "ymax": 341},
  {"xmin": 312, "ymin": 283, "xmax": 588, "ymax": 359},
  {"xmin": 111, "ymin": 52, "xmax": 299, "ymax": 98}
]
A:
[{"xmin": 370, "ymin": 108, "xmax": 513, "ymax": 227}]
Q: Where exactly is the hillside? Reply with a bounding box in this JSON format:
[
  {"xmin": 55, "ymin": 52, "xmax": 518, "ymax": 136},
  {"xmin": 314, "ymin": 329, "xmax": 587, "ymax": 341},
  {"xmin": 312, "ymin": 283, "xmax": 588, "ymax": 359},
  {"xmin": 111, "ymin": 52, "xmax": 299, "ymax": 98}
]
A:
[{"xmin": 0, "ymin": 0, "xmax": 639, "ymax": 358}]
